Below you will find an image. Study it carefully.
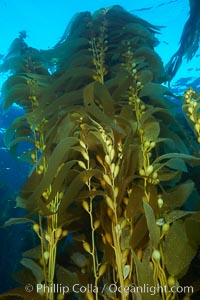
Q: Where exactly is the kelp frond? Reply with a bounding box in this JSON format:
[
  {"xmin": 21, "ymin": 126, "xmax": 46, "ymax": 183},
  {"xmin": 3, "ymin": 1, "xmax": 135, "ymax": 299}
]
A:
[{"xmin": 1, "ymin": 5, "xmax": 200, "ymax": 300}]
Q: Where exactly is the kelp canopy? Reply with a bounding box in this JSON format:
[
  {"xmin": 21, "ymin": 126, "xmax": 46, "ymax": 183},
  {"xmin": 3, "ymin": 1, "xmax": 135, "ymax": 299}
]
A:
[
  {"xmin": 165, "ymin": 0, "xmax": 200, "ymax": 79},
  {"xmin": 1, "ymin": 5, "xmax": 200, "ymax": 300}
]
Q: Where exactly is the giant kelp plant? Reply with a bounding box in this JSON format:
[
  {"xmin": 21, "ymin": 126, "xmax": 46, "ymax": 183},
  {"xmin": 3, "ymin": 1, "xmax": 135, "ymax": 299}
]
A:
[{"xmin": 0, "ymin": 5, "xmax": 200, "ymax": 300}]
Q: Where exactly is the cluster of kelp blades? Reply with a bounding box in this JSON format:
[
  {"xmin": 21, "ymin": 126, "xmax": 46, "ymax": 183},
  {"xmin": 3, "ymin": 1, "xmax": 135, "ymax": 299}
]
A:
[{"xmin": 0, "ymin": 5, "xmax": 200, "ymax": 300}]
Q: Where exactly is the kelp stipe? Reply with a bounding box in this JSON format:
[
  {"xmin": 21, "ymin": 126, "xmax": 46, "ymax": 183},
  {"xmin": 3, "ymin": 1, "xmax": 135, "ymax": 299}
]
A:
[
  {"xmin": 182, "ymin": 88, "xmax": 200, "ymax": 143},
  {"xmin": 1, "ymin": 6, "xmax": 200, "ymax": 300}
]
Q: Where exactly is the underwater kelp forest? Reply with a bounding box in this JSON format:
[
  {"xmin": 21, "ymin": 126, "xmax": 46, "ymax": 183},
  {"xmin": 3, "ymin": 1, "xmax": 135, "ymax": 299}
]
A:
[{"xmin": 0, "ymin": 5, "xmax": 200, "ymax": 300}]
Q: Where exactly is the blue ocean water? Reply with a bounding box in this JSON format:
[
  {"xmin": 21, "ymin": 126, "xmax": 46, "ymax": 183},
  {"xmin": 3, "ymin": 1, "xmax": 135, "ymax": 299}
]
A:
[{"xmin": 0, "ymin": 0, "xmax": 199, "ymax": 296}]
